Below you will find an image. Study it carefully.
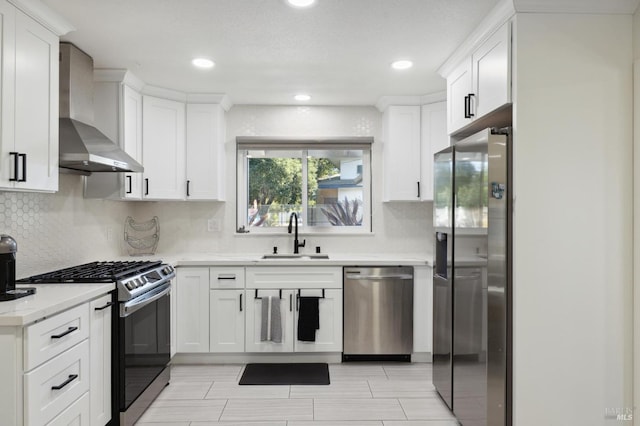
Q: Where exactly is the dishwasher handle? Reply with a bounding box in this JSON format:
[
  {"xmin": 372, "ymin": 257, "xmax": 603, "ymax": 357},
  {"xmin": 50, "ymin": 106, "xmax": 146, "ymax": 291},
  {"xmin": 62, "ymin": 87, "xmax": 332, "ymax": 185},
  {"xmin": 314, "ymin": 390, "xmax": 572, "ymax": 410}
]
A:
[{"xmin": 345, "ymin": 273, "xmax": 413, "ymax": 280}]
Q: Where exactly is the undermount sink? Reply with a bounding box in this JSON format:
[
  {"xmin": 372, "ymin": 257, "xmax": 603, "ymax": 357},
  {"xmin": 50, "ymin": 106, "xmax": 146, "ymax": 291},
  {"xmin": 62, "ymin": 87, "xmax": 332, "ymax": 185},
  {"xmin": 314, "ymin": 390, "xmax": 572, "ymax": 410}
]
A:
[{"xmin": 261, "ymin": 254, "xmax": 330, "ymax": 260}]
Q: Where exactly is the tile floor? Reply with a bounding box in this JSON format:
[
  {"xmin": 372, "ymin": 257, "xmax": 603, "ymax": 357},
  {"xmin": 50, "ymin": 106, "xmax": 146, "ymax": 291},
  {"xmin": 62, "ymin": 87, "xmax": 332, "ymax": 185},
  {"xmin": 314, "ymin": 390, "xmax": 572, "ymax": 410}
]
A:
[{"xmin": 136, "ymin": 362, "xmax": 459, "ymax": 425}]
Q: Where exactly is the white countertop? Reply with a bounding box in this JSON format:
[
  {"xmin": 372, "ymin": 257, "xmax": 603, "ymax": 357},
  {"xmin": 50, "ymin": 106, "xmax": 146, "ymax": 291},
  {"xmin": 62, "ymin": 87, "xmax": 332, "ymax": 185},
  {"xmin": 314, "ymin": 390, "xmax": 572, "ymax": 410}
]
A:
[
  {"xmin": 164, "ymin": 253, "xmax": 431, "ymax": 267},
  {"xmin": 0, "ymin": 283, "xmax": 115, "ymax": 327}
]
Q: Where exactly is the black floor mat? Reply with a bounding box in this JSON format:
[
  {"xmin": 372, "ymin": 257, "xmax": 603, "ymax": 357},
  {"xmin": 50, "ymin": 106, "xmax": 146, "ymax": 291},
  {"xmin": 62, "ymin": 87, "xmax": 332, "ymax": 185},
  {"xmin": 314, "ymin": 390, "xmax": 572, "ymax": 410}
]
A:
[{"xmin": 239, "ymin": 363, "xmax": 330, "ymax": 385}]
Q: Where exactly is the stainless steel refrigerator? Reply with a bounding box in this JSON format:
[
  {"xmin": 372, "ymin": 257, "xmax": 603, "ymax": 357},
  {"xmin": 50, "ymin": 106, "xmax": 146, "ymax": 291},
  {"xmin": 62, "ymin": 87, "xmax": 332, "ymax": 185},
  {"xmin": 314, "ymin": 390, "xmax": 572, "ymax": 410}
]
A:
[{"xmin": 433, "ymin": 128, "xmax": 511, "ymax": 426}]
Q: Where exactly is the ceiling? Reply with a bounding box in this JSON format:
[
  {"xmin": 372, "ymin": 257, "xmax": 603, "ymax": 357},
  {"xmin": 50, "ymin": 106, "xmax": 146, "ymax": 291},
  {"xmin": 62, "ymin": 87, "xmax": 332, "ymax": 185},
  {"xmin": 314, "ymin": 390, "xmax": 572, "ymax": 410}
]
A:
[{"xmin": 42, "ymin": 0, "xmax": 501, "ymax": 106}]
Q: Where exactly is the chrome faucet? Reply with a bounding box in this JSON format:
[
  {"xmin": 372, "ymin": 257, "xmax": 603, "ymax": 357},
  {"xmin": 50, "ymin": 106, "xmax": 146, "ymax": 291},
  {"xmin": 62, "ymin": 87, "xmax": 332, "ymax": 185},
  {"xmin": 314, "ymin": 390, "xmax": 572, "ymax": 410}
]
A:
[{"xmin": 288, "ymin": 212, "xmax": 306, "ymax": 254}]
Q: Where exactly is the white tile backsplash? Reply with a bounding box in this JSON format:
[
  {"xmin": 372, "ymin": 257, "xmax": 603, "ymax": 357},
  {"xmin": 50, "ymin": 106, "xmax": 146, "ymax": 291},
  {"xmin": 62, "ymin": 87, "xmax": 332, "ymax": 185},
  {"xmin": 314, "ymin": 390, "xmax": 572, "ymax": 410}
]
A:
[{"xmin": 1, "ymin": 174, "xmax": 130, "ymax": 277}]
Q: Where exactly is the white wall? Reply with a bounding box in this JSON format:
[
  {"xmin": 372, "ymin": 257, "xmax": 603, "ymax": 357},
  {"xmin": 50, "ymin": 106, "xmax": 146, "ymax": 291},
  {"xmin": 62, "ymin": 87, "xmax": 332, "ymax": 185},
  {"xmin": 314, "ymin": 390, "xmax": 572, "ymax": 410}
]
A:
[
  {"xmin": 0, "ymin": 174, "xmax": 130, "ymax": 277},
  {"xmin": 133, "ymin": 105, "xmax": 433, "ymax": 257},
  {"xmin": 512, "ymin": 13, "xmax": 633, "ymax": 425}
]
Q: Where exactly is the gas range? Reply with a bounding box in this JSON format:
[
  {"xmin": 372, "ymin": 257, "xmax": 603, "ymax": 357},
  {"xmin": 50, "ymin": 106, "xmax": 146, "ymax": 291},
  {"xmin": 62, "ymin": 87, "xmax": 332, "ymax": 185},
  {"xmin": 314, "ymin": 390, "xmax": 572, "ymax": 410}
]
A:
[
  {"xmin": 18, "ymin": 259, "xmax": 176, "ymax": 425},
  {"xmin": 17, "ymin": 260, "xmax": 175, "ymax": 301}
]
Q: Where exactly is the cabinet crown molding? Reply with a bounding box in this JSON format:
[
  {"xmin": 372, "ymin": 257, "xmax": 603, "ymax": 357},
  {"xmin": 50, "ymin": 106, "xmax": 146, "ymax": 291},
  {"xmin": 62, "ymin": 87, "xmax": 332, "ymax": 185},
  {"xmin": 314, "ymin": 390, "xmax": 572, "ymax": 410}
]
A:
[
  {"xmin": 94, "ymin": 69, "xmax": 146, "ymax": 92},
  {"xmin": 94, "ymin": 69, "xmax": 231, "ymax": 109},
  {"xmin": 438, "ymin": 0, "xmax": 639, "ymax": 78},
  {"xmin": 375, "ymin": 92, "xmax": 446, "ymax": 112},
  {"xmin": 513, "ymin": 0, "xmax": 639, "ymax": 13},
  {"xmin": 8, "ymin": 0, "xmax": 74, "ymax": 35}
]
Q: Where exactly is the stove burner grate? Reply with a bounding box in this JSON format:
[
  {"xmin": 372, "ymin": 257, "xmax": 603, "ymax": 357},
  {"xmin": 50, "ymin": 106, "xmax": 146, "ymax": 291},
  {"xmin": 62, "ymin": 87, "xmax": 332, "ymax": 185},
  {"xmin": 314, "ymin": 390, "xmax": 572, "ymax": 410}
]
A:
[{"xmin": 17, "ymin": 260, "xmax": 163, "ymax": 283}]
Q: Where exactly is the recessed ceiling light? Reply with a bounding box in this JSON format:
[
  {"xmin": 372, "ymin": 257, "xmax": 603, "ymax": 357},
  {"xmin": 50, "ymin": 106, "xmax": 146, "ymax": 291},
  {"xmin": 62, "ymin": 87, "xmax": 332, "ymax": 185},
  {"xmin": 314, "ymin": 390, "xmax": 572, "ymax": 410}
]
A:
[
  {"xmin": 192, "ymin": 58, "xmax": 215, "ymax": 69},
  {"xmin": 286, "ymin": 0, "xmax": 316, "ymax": 8},
  {"xmin": 294, "ymin": 94, "xmax": 311, "ymax": 101},
  {"xmin": 391, "ymin": 60, "xmax": 413, "ymax": 70}
]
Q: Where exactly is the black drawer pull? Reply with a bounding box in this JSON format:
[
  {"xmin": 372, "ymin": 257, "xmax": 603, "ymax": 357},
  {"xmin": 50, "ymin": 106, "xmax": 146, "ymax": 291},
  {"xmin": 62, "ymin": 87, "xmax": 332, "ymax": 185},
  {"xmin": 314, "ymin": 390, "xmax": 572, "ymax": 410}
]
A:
[
  {"xmin": 94, "ymin": 302, "xmax": 114, "ymax": 311},
  {"xmin": 217, "ymin": 276, "xmax": 236, "ymax": 280},
  {"xmin": 51, "ymin": 374, "xmax": 78, "ymax": 390},
  {"xmin": 51, "ymin": 326, "xmax": 78, "ymax": 339}
]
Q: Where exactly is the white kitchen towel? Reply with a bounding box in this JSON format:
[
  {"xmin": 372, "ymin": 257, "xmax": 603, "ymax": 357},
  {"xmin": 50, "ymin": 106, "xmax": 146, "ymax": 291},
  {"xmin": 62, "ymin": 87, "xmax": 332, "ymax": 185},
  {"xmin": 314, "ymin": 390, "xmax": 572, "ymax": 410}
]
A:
[
  {"xmin": 270, "ymin": 295, "xmax": 282, "ymax": 343},
  {"xmin": 260, "ymin": 296, "xmax": 270, "ymax": 341}
]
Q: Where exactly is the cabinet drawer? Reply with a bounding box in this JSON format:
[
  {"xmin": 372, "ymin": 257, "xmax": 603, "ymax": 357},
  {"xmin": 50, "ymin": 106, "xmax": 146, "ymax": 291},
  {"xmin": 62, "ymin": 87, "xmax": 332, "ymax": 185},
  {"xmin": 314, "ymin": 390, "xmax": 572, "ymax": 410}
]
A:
[
  {"xmin": 210, "ymin": 267, "xmax": 245, "ymax": 289},
  {"xmin": 246, "ymin": 267, "xmax": 342, "ymax": 289},
  {"xmin": 25, "ymin": 340, "xmax": 90, "ymax": 426},
  {"xmin": 45, "ymin": 391, "xmax": 89, "ymax": 426},
  {"xmin": 25, "ymin": 303, "xmax": 90, "ymax": 370}
]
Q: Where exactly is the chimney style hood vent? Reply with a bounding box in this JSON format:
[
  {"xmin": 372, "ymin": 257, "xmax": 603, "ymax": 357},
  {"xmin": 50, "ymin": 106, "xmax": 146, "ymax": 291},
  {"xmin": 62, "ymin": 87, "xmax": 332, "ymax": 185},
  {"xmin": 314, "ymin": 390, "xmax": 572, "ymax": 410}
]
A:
[{"xmin": 58, "ymin": 43, "xmax": 143, "ymax": 174}]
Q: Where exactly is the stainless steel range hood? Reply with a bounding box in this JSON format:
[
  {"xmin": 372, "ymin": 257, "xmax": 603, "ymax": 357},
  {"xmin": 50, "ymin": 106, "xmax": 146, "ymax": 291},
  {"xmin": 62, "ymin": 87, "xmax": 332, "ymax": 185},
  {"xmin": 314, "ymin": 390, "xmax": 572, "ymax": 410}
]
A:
[{"xmin": 59, "ymin": 43, "xmax": 143, "ymax": 174}]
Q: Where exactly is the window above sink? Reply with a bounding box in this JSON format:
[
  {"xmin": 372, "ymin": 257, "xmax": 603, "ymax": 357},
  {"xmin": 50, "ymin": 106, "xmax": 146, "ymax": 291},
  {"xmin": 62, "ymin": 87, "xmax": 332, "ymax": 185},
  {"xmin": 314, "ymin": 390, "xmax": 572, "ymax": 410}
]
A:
[{"xmin": 236, "ymin": 137, "xmax": 373, "ymax": 235}]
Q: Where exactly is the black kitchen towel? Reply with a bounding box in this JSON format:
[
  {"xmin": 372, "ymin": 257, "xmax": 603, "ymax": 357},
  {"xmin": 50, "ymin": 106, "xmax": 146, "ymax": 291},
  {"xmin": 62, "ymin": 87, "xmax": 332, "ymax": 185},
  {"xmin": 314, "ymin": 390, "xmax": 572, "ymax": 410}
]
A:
[{"xmin": 297, "ymin": 296, "xmax": 320, "ymax": 342}]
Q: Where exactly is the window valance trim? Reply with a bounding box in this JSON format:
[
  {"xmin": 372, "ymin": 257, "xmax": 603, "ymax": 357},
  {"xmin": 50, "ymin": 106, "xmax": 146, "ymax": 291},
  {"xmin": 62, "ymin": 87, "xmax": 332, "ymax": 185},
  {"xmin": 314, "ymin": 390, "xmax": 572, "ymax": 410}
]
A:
[{"xmin": 236, "ymin": 136, "xmax": 374, "ymax": 150}]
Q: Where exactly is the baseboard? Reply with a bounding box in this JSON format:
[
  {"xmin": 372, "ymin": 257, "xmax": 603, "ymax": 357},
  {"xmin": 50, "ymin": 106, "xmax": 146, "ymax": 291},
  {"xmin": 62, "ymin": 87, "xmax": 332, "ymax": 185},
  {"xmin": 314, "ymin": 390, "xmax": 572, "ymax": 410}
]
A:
[
  {"xmin": 411, "ymin": 352, "xmax": 433, "ymax": 363},
  {"xmin": 171, "ymin": 352, "xmax": 432, "ymax": 364},
  {"xmin": 171, "ymin": 352, "xmax": 343, "ymax": 364}
]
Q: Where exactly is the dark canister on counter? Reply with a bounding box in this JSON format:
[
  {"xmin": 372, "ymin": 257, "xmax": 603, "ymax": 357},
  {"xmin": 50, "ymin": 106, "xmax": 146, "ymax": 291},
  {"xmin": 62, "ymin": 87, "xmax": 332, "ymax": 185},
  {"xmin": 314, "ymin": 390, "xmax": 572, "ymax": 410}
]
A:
[{"xmin": 0, "ymin": 234, "xmax": 17, "ymax": 295}]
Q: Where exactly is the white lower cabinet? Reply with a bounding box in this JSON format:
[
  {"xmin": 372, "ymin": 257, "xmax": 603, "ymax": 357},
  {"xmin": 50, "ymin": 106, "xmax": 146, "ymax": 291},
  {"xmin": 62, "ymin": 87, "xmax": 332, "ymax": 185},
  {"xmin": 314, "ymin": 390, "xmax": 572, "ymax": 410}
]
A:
[
  {"xmin": 46, "ymin": 392, "xmax": 90, "ymax": 426},
  {"xmin": 294, "ymin": 289, "xmax": 342, "ymax": 353},
  {"xmin": 245, "ymin": 267, "xmax": 343, "ymax": 354},
  {"xmin": 24, "ymin": 339, "xmax": 90, "ymax": 426},
  {"xmin": 210, "ymin": 289, "xmax": 245, "ymax": 352},
  {"xmin": 176, "ymin": 265, "xmax": 345, "ymax": 355},
  {"xmin": 176, "ymin": 267, "xmax": 210, "ymax": 352},
  {"xmin": 413, "ymin": 266, "xmax": 433, "ymax": 355},
  {"xmin": 89, "ymin": 294, "xmax": 112, "ymax": 426},
  {"xmin": 245, "ymin": 289, "xmax": 295, "ymax": 352}
]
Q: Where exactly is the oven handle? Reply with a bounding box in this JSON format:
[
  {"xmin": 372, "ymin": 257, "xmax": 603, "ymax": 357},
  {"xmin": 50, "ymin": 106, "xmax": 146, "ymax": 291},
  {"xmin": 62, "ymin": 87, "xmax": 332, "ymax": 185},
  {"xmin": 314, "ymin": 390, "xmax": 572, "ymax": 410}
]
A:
[{"xmin": 120, "ymin": 283, "xmax": 171, "ymax": 318}]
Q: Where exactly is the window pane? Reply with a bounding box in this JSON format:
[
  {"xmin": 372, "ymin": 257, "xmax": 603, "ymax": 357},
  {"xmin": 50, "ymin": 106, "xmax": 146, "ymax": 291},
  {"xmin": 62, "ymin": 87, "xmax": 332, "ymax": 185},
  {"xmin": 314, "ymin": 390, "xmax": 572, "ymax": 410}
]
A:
[
  {"xmin": 307, "ymin": 149, "xmax": 364, "ymax": 227},
  {"xmin": 247, "ymin": 150, "xmax": 302, "ymax": 228}
]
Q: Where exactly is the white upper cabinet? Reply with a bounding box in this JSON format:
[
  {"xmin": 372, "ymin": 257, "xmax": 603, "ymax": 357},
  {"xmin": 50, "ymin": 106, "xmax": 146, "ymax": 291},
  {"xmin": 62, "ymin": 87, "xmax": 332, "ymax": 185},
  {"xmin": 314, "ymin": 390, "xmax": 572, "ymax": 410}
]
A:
[
  {"xmin": 382, "ymin": 105, "xmax": 422, "ymax": 201},
  {"xmin": 446, "ymin": 22, "xmax": 511, "ymax": 134},
  {"xmin": 420, "ymin": 102, "xmax": 448, "ymax": 201},
  {"xmin": 447, "ymin": 59, "xmax": 474, "ymax": 133},
  {"xmin": 89, "ymin": 77, "xmax": 144, "ymax": 200},
  {"xmin": 121, "ymin": 85, "xmax": 144, "ymax": 198},
  {"xmin": 382, "ymin": 102, "xmax": 448, "ymax": 202},
  {"xmin": 0, "ymin": 2, "xmax": 59, "ymax": 192},
  {"xmin": 186, "ymin": 103, "xmax": 226, "ymax": 201},
  {"xmin": 142, "ymin": 95, "xmax": 186, "ymax": 200},
  {"xmin": 472, "ymin": 22, "xmax": 511, "ymax": 119}
]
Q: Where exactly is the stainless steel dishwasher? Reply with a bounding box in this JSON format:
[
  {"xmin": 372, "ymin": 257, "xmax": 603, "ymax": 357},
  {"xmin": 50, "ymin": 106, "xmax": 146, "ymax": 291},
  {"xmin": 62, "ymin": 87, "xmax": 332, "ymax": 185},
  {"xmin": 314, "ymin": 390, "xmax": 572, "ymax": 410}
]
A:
[{"xmin": 343, "ymin": 266, "xmax": 413, "ymax": 361}]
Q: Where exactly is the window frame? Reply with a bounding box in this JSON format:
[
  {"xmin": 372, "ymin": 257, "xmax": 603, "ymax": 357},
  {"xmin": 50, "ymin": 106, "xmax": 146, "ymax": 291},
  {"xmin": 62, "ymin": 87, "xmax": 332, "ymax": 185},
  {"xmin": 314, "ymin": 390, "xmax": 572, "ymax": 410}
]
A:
[{"xmin": 236, "ymin": 137, "xmax": 373, "ymax": 234}]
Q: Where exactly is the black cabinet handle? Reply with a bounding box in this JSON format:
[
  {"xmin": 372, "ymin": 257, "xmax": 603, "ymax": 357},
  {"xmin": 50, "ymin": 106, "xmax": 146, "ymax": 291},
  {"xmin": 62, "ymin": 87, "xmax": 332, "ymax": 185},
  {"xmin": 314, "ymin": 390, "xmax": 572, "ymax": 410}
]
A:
[
  {"xmin": 18, "ymin": 153, "xmax": 26, "ymax": 182},
  {"xmin": 464, "ymin": 95, "xmax": 469, "ymax": 118},
  {"xmin": 51, "ymin": 326, "xmax": 78, "ymax": 339},
  {"xmin": 217, "ymin": 276, "xmax": 236, "ymax": 280},
  {"xmin": 239, "ymin": 293, "xmax": 243, "ymax": 312},
  {"xmin": 186, "ymin": 180, "xmax": 190, "ymax": 197},
  {"xmin": 126, "ymin": 175, "xmax": 132, "ymax": 194},
  {"xmin": 145, "ymin": 178, "xmax": 149, "ymax": 196},
  {"xmin": 467, "ymin": 93, "xmax": 475, "ymax": 117},
  {"xmin": 417, "ymin": 181, "xmax": 420, "ymax": 198},
  {"xmin": 51, "ymin": 374, "xmax": 78, "ymax": 390},
  {"xmin": 94, "ymin": 302, "xmax": 114, "ymax": 311},
  {"xmin": 9, "ymin": 152, "xmax": 18, "ymax": 181},
  {"xmin": 289, "ymin": 294, "xmax": 293, "ymax": 312}
]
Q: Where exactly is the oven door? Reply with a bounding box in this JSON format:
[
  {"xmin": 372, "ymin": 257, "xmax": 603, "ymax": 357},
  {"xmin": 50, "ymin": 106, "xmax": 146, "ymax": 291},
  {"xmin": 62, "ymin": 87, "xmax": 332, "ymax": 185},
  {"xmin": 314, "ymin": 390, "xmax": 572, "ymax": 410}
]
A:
[{"xmin": 118, "ymin": 283, "xmax": 171, "ymax": 412}]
